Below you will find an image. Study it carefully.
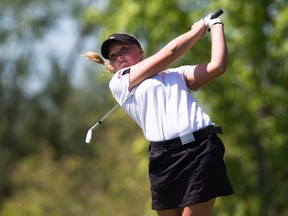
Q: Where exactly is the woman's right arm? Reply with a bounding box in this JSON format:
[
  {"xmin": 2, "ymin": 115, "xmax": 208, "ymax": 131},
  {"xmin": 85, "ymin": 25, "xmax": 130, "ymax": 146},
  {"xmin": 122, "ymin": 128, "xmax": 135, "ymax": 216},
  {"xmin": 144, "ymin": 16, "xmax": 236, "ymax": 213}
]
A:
[
  {"xmin": 184, "ymin": 23, "xmax": 227, "ymax": 90},
  {"xmin": 128, "ymin": 20, "xmax": 207, "ymax": 91}
]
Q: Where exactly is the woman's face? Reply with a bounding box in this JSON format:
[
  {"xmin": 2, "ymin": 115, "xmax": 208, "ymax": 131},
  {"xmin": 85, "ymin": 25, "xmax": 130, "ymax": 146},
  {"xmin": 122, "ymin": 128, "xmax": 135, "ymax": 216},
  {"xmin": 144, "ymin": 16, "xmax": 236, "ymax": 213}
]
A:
[{"xmin": 108, "ymin": 41, "xmax": 144, "ymax": 71}]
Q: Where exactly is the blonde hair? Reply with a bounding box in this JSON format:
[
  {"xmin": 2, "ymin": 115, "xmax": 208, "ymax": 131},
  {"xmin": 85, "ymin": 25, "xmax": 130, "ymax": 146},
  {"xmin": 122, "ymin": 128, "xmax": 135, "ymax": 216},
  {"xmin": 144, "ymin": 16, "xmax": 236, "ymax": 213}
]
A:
[{"xmin": 82, "ymin": 51, "xmax": 116, "ymax": 74}]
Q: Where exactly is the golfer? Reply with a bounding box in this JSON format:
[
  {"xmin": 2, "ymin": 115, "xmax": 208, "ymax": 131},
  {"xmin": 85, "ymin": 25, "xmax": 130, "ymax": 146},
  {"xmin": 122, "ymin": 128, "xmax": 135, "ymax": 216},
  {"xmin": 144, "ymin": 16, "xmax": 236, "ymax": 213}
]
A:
[{"xmin": 99, "ymin": 13, "xmax": 233, "ymax": 216}]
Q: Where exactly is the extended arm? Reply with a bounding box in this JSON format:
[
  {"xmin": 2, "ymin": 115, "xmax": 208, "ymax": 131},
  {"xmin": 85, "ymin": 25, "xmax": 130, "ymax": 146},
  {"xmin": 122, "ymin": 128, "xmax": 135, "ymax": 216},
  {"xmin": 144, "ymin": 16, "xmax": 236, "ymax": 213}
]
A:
[
  {"xmin": 184, "ymin": 22, "xmax": 227, "ymax": 90},
  {"xmin": 128, "ymin": 20, "xmax": 207, "ymax": 91}
]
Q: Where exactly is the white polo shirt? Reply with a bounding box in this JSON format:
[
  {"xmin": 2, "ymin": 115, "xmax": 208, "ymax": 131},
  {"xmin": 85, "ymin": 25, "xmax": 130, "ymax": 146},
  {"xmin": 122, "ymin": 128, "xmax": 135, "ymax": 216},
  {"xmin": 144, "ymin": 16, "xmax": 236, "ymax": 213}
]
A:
[{"xmin": 109, "ymin": 66, "xmax": 212, "ymax": 142}]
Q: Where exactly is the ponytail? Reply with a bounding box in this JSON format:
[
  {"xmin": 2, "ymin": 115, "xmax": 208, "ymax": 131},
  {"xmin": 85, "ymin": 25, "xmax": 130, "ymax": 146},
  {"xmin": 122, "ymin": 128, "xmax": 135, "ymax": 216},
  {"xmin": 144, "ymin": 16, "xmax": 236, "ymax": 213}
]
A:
[{"xmin": 82, "ymin": 51, "xmax": 116, "ymax": 74}]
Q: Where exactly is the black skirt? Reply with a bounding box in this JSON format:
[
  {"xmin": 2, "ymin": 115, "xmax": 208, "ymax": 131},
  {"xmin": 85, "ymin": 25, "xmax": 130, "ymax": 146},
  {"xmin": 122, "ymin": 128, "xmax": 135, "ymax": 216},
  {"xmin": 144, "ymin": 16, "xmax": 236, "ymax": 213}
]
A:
[{"xmin": 148, "ymin": 134, "xmax": 234, "ymax": 210}]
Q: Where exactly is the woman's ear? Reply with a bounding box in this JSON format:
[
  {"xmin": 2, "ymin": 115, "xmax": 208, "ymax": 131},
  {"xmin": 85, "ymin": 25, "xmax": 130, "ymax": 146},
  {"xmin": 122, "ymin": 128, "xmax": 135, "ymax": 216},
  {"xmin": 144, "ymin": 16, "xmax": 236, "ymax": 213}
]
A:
[{"xmin": 139, "ymin": 49, "xmax": 144, "ymax": 60}]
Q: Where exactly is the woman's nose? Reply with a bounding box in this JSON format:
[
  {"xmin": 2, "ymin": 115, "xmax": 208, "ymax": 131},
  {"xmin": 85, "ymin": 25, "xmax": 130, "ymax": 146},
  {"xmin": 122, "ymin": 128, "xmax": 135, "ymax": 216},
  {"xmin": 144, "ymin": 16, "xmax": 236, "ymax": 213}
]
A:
[{"xmin": 117, "ymin": 55, "xmax": 124, "ymax": 61}]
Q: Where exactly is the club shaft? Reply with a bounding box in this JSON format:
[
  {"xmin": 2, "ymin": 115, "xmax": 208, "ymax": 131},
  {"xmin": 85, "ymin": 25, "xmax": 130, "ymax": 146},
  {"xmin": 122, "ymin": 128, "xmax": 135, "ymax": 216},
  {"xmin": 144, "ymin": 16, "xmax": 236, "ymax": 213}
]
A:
[
  {"xmin": 210, "ymin": 9, "xmax": 223, "ymax": 19},
  {"xmin": 90, "ymin": 104, "xmax": 119, "ymax": 130}
]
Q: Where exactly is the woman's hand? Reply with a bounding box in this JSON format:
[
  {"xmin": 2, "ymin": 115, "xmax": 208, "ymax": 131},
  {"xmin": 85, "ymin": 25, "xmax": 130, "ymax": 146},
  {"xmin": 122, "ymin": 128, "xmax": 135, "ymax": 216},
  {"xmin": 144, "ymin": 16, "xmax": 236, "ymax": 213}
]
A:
[{"xmin": 191, "ymin": 19, "xmax": 207, "ymax": 38}]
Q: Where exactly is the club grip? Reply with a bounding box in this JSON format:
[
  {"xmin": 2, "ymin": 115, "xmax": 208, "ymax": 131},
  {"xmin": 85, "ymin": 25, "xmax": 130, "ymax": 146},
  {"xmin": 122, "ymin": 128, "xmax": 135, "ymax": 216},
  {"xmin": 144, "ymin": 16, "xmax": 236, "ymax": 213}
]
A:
[{"xmin": 210, "ymin": 9, "xmax": 223, "ymax": 19}]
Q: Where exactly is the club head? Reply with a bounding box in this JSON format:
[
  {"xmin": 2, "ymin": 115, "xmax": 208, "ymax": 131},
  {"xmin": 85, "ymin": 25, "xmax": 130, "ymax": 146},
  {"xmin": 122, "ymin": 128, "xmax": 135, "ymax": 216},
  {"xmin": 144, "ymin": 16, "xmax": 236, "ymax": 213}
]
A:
[
  {"xmin": 85, "ymin": 129, "xmax": 93, "ymax": 144},
  {"xmin": 84, "ymin": 104, "xmax": 119, "ymax": 144}
]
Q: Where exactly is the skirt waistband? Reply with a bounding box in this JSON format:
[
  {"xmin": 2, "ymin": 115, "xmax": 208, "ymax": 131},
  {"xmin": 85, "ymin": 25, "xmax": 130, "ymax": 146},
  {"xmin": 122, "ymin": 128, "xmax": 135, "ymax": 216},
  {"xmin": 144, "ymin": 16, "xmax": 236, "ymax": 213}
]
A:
[{"xmin": 149, "ymin": 126, "xmax": 223, "ymax": 152}]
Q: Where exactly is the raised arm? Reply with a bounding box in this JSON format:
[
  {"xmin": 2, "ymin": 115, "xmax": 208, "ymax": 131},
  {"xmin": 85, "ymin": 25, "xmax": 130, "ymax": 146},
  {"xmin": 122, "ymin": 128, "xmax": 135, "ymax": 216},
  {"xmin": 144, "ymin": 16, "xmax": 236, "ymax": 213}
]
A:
[
  {"xmin": 128, "ymin": 20, "xmax": 207, "ymax": 91},
  {"xmin": 184, "ymin": 22, "xmax": 227, "ymax": 90}
]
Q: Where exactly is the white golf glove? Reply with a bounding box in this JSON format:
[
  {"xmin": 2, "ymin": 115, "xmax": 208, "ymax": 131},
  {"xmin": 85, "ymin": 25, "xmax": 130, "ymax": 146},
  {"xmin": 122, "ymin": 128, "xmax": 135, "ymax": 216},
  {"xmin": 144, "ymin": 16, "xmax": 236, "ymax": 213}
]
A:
[{"xmin": 203, "ymin": 14, "xmax": 223, "ymax": 31}]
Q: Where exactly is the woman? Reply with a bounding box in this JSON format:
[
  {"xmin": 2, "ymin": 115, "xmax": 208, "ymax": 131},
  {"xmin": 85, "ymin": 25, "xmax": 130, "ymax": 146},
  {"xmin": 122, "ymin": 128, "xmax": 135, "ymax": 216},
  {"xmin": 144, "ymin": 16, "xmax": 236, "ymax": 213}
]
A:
[{"xmin": 86, "ymin": 12, "xmax": 233, "ymax": 216}]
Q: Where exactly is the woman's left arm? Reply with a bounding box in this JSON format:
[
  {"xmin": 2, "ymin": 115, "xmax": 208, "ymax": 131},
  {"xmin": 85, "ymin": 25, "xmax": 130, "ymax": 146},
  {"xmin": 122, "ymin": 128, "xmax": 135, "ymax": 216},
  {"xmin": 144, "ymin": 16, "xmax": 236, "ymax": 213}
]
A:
[{"xmin": 184, "ymin": 23, "xmax": 227, "ymax": 90}]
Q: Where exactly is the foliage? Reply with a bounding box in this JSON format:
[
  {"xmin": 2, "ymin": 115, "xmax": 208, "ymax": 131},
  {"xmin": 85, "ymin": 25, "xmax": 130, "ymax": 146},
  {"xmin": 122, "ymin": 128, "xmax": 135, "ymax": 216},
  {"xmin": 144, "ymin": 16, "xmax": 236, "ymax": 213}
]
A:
[{"xmin": 0, "ymin": 0, "xmax": 287, "ymax": 215}]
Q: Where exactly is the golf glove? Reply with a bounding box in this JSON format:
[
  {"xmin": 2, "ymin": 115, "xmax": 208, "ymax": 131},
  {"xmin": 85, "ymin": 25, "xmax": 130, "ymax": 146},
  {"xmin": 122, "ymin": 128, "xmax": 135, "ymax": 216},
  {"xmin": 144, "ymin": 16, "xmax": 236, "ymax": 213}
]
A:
[{"xmin": 203, "ymin": 14, "xmax": 223, "ymax": 31}]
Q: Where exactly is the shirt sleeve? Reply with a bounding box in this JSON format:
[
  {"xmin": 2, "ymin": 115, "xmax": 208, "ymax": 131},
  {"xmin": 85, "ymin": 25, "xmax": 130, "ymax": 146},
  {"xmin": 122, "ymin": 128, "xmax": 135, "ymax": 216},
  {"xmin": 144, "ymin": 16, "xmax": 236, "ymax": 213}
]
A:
[
  {"xmin": 178, "ymin": 65, "xmax": 193, "ymax": 76},
  {"xmin": 166, "ymin": 65, "xmax": 193, "ymax": 76},
  {"xmin": 109, "ymin": 68, "xmax": 134, "ymax": 106},
  {"xmin": 167, "ymin": 65, "xmax": 198, "ymax": 92}
]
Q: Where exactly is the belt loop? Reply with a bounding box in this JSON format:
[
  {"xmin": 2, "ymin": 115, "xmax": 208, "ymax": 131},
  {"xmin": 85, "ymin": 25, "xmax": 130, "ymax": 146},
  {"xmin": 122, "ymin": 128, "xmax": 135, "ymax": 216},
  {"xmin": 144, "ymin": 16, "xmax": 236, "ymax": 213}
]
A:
[{"xmin": 164, "ymin": 141, "xmax": 169, "ymax": 152}]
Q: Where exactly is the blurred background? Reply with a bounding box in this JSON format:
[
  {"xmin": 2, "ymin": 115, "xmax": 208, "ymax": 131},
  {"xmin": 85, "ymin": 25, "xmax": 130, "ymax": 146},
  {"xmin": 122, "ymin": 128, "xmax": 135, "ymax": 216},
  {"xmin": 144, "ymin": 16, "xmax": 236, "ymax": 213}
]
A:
[{"xmin": 0, "ymin": 0, "xmax": 287, "ymax": 215}]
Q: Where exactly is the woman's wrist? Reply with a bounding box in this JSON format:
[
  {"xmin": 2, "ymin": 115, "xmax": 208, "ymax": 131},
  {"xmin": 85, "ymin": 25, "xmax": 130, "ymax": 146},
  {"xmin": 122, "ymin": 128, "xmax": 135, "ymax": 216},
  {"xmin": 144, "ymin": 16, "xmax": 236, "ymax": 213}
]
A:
[{"xmin": 210, "ymin": 22, "xmax": 224, "ymax": 31}]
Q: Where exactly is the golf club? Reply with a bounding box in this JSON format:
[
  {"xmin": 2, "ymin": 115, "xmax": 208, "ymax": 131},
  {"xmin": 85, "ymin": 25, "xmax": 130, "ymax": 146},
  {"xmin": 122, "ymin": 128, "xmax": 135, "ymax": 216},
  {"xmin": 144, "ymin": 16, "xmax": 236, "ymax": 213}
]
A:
[
  {"xmin": 85, "ymin": 104, "xmax": 119, "ymax": 143},
  {"xmin": 211, "ymin": 9, "xmax": 223, "ymax": 19}
]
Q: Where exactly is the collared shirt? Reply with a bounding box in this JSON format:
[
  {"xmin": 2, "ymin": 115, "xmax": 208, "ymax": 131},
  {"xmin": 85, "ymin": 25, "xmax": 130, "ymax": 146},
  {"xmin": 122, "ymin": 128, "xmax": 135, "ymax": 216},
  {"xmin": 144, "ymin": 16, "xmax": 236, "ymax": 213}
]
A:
[{"xmin": 109, "ymin": 66, "xmax": 212, "ymax": 142}]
